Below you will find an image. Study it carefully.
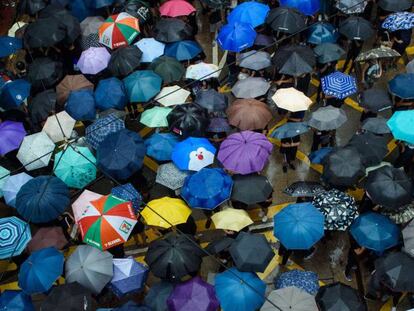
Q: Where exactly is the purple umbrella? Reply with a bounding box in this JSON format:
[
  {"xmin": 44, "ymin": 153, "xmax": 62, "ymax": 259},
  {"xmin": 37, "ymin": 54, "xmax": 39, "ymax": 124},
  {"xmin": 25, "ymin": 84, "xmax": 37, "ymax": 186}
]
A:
[
  {"xmin": 0, "ymin": 121, "xmax": 26, "ymax": 156},
  {"xmin": 77, "ymin": 47, "xmax": 111, "ymax": 75},
  {"xmin": 109, "ymin": 257, "xmax": 148, "ymax": 297},
  {"xmin": 217, "ymin": 130, "xmax": 273, "ymax": 175},
  {"xmin": 167, "ymin": 276, "xmax": 220, "ymax": 311}
]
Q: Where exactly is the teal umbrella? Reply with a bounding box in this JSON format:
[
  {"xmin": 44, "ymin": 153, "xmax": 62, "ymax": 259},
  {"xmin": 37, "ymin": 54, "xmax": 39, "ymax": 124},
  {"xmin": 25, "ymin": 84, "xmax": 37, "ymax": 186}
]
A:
[
  {"xmin": 140, "ymin": 106, "xmax": 172, "ymax": 128},
  {"xmin": 54, "ymin": 146, "xmax": 97, "ymax": 189},
  {"xmin": 123, "ymin": 70, "xmax": 162, "ymax": 103},
  {"xmin": 0, "ymin": 166, "xmax": 10, "ymax": 198}
]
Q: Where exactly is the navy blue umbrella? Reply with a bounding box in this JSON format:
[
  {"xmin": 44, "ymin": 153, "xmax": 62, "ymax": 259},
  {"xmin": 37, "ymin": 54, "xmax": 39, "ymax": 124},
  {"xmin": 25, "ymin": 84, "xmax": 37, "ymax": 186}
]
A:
[
  {"xmin": 95, "ymin": 78, "xmax": 127, "ymax": 111},
  {"xmin": 15, "ymin": 176, "xmax": 70, "ymax": 223},
  {"xmin": 0, "ymin": 79, "xmax": 31, "ymax": 110},
  {"xmin": 165, "ymin": 40, "xmax": 203, "ymax": 61},
  {"xmin": 97, "ymin": 129, "xmax": 146, "ymax": 180},
  {"xmin": 66, "ymin": 89, "xmax": 96, "ymax": 121},
  {"xmin": 389, "ymin": 73, "xmax": 414, "ymax": 99},
  {"xmin": 0, "ymin": 290, "xmax": 34, "ymax": 311}
]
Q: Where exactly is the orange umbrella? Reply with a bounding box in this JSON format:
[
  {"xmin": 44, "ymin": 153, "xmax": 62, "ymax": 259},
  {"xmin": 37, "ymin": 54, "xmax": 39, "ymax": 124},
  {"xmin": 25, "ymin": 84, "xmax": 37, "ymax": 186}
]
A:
[
  {"xmin": 56, "ymin": 74, "xmax": 94, "ymax": 105},
  {"xmin": 227, "ymin": 99, "xmax": 273, "ymax": 130}
]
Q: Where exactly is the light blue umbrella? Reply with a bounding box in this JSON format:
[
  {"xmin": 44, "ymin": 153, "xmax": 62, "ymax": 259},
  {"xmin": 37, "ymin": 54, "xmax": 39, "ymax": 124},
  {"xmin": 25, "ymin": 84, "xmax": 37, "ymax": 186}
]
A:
[
  {"xmin": 0, "ymin": 290, "xmax": 34, "ymax": 311},
  {"xmin": 95, "ymin": 77, "xmax": 127, "ymax": 111},
  {"xmin": 388, "ymin": 73, "xmax": 414, "ymax": 99},
  {"xmin": 227, "ymin": 1, "xmax": 270, "ymax": 28},
  {"xmin": 307, "ymin": 22, "xmax": 338, "ymax": 44},
  {"xmin": 18, "ymin": 247, "xmax": 64, "ymax": 294},
  {"xmin": 275, "ymin": 269, "xmax": 319, "ymax": 295},
  {"xmin": 66, "ymin": 89, "xmax": 96, "ymax": 121},
  {"xmin": 218, "ymin": 22, "xmax": 257, "ymax": 53},
  {"xmin": 123, "ymin": 70, "xmax": 162, "ymax": 103},
  {"xmin": 280, "ymin": 0, "xmax": 320, "ymax": 16},
  {"xmin": 0, "ymin": 166, "xmax": 10, "ymax": 198},
  {"xmin": 0, "ymin": 217, "xmax": 31, "ymax": 260},
  {"xmin": 135, "ymin": 38, "xmax": 165, "ymax": 63},
  {"xmin": 274, "ymin": 203, "xmax": 325, "ymax": 250},
  {"xmin": 171, "ymin": 137, "xmax": 216, "ymax": 171},
  {"xmin": 270, "ymin": 122, "xmax": 309, "ymax": 139},
  {"xmin": 321, "ymin": 71, "xmax": 357, "ymax": 99},
  {"xmin": 3, "ymin": 172, "xmax": 32, "ymax": 207},
  {"xmin": 111, "ymin": 183, "xmax": 142, "ymax": 213},
  {"xmin": 145, "ymin": 133, "xmax": 180, "ymax": 161},
  {"xmin": 387, "ymin": 110, "xmax": 414, "ymax": 144},
  {"xmin": 165, "ymin": 40, "xmax": 203, "ymax": 61},
  {"xmin": 85, "ymin": 113, "xmax": 125, "ymax": 149}
]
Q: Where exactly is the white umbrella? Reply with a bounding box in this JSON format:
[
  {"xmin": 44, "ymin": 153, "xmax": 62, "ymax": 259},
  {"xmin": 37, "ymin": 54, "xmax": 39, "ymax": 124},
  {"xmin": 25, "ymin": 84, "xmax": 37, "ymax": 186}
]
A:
[
  {"xmin": 185, "ymin": 62, "xmax": 220, "ymax": 80},
  {"xmin": 261, "ymin": 287, "xmax": 318, "ymax": 311},
  {"xmin": 272, "ymin": 87, "xmax": 312, "ymax": 112},
  {"xmin": 155, "ymin": 85, "xmax": 191, "ymax": 107},
  {"xmin": 42, "ymin": 111, "xmax": 76, "ymax": 143},
  {"xmin": 72, "ymin": 189, "xmax": 101, "ymax": 222},
  {"xmin": 8, "ymin": 22, "xmax": 27, "ymax": 37},
  {"xmin": 16, "ymin": 132, "xmax": 55, "ymax": 171}
]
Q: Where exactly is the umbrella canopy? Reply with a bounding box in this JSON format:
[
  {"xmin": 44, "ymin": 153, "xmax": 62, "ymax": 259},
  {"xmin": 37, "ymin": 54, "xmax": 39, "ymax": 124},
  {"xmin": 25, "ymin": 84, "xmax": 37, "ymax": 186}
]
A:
[
  {"xmin": 18, "ymin": 247, "xmax": 64, "ymax": 294},
  {"xmin": 360, "ymin": 88, "xmax": 392, "ymax": 112},
  {"xmin": 167, "ymin": 276, "xmax": 219, "ymax": 311},
  {"xmin": 339, "ymin": 17, "xmax": 374, "ymax": 41},
  {"xmin": 314, "ymin": 43, "xmax": 345, "ymax": 64},
  {"xmin": 208, "ymin": 117, "xmax": 232, "ymax": 133},
  {"xmin": 378, "ymin": 0, "xmax": 412, "ymax": 12},
  {"xmin": 66, "ymin": 245, "xmax": 113, "ymax": 294},
  {"xmin": 155, "ymin": 85, "xmax": 191, "ymax": 107},
  {"xmin": 361, "ymin": 117, "xmax": 390, "ymax": 134},
  {"xmin": 228, "ymin": 1, "xmax": 269, "ymax": 27},
  {"xmin": 165, "ymin": 40, "xmax": 202, "ymax": 61},
  {"xmin": 56, "ymin": 74, "xmax": 94, "ymax": 105},
  {"xmin": 156, "ymin": 162, "xmax": 190, "ymax": 190},
  {"xmin": 109, "ymin": 257, "xmax": 148, "ymax": 297},
  {"xmin": 232, "ymin": 77, "xmax": 270, "ymax": 99},
  {"xmin": 356, "ymin": 47, "xmax": 400, "ymax": 62},
  {"xmin": 140, "ymin": 106, "xmax": 172, "ymax": 128},
  {"xmin": 307, "ymin": 22, "xmax": 338, "ymax": 45},
  {"xmin": 1, "ymin": 290, "xmax": 34, "ymax": 311},
  {"xmin": 270, "ymin": 122, "xmax": 309, "ymax": 139},
  {"xmin": 376, "ymin": 252, "xmax": 414, "ymax": 292},
  {"xmin": 0, "ymin": 79, "xmax": 31, "ymax": 110},
  {"xmin": 261, "ymin": 287, "xmax": 318, "ymax": 311},
  {"xmin": 0, "ymin": 166, "xmax": 10, "ymax": 198},
  {"xmin": 85, "ymin": 113, "xmax": 125, "ymax": 149},
  {"xmin": 150, "ymin": 56, "xmax": 185, "ymax": 84},
  {"xmin": 135, "ymin": 38, "xmax": 165, "ymax": 63},
  {"xmin": 336, "ymin": 0, "xmax": 367, "ymax": 14},
  {"xmin": 350, "ymin": 212, "xmax": 399, "ymax": 252},
  {"xmin": 167, "ymin": 104, "xmax": 209, "ymax": 137},
  {"xmin": 95, "ymin": 77, "xmax": 127, "ymax": 111},
  {"xmin": 42, "ymin": 111, "xmax": 76, "ymax": 143},
  {"xmin": 123, "ymin": 70, "xmax": 162, "ymax": 102},
  {"xmin": 271, "ymin": 87, "xmax": 312, "ymax": 112},
  {"xmin": 28, "ymin": 90, "xmax": 56, "ymax": 126},
  {"xmin": 313, "ymin": 189, "xmax": 358, "ymax": 231},
  {"xmin": 145, "ymin": 133, "xmax": 179, "ymax": 161},
  {"xmin": 274, "ymin": 203, "xmax": 325, "ymax": 250},
  {"xmin": 205, "ymin": 237, "xmax": 235, "ymax": 254},
  {"xmin": 321, "ymin": 71, "xmax": 357, "ymax": 99},
  {"xmin": 389, "ymin": 73, "xmax": 414, "ymax": 99},
  {"xmin": 16, "ymin": 132, "xmax": 55, "ymax": 171},
  {"xmin": 215, "ymin": 268, "xmax": 266, "ymax": 311},
  {"xmin": 349, "ymin": 132, "xmax": 388, "ymax": 167},
  {"xmin": 108, "ymin": 45, "xmax": 142, "ymax": 77},
  {"xmin": 284, "ymin": 181, "xmax": 324, "ymax": 198},
  {"xmin": 275, "ymin": 270, "xmax": 319, "ymax": 295},
  {"xmin": 144, "ymin": 281, "xmax": 174, "ymax": 311},
  {"xmin": 308, "ymin": 106, "xmax": 347, "ymax": 131},
  {"xmin": 0, "ymin": 36, "xmax": 22, "ymax": 58},
  {"xmin": 3, "ymin": 173, "xmax": 32, "ymax": 207},
  {"xmin": 229, "ymin": 231, "xmax": 274, "ymax": 272},
  {"xmin": 217, "ymin": 22, "xmax": 256, "ymax": 53},
  {"xmin": 406, "ymin": 59, "xmax": 414, "ymax": 73},
  {"xmin": 218, "ymin": 131, "xmax": 273, "ymax": 175},
  {"xmin": 77, "ymin": 47, "xmax": 110, "ymax": 75},
  {"xmin": 123, "ymin": 0, "xmax": 152, "ymax": 23},
  {"xmin": 181, "ymin": 168, "xmax": 233, "ymax": 210},
  {"xmin": 144, "ymin": 233, "xmax": 203, "ymax": 280},
  {"xmin": 160, "ymin": 0, "xmax": 196, "ymax": 17},
  {"xmin": 316, "ymin": 283, "xmax": 366, "ymax": 311},
  {"xmin": 280, "ymin": 0, "xmax": 320, "ymax": 15},
  {"xmin": 403, "ymin": 220, "xmax": 414, "ymax": 256},
  {"xmin": 23, "ymin": 17, "xmax": 66, "ymax": 48},
  {"xmin": 99, "ymin": 13, "xmax": 140, "ymax": 49},
  {"xmin": 111, "ymin": 183, "xmax": 142, "ymax": 213},
  {"xmin": 185, "ymin": 62, "xmax": 220, "ymax": 80},
  {"xmin": 388, "ymin": 110, "xmax": 414, "ymax": 144},
  {"xmin": 18, "ymin": 0, "xmax": 46, "ymax": 14},
  {"xmin": 72, "ymin": 189, "xmax": 101, "ymax": 222},
  {"xmin": 80, "ymin": 16, "xmax": 104, "ymax": 36},
  {"xmin": 8, "ymin": 21, "xmax": 27, "ymax": 37},
  {"xmin": 66, "ymin": 89, "xmax": 96, "ymax": 121},
  {"xmin": 273, "ymin": 44, "xmax": 316, "ymax": 76},
  {"xmin": 0, "ymin": 217, "xmax": 31, "ymax": 260},
  {"xmin": 266, "ymin": 7, "xmax": 306, "ymax": 33},
  {"xmin": 16, "ymin": 176, "xmax": 70, "ymax": 223},
  {"xmin": 0, "ymin": 121, "xmax": 26, "ymax": 156},
  {"xmin": 231, "ymin": 174, "xmax": 273, "ymax": 205},
  {"xmin": 211, "ymin": 208, "xmax": 253, "ymax": 231},
  {"xmin": 154, "ymin": 18, "xmax": 193, "ymax": 43},
  {"xmin": 382, "ymin": 12, "xmax": 414, "ymax": 32},
  {"xmin": 227, "ymin": 99, "xmax": 272, "ymax": 130},
  {"xmin": 142, "ymin": 197, "xmax": 191, "ymax": 229},
  {"xmin": 27, "ymin": 227, "xmax": 67, "ymax": 253},
  {"xmin": 238, "ymin": 50, "xmax": 272, "ymax": 71},
  {"xmin": 196, "ymin": 89, "xmax": 228, "ymax": 113}
]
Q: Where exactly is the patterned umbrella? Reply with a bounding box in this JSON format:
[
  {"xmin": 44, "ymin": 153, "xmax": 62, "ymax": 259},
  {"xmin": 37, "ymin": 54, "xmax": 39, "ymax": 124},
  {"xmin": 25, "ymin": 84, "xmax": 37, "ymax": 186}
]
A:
[
  {"xmin": 275, "ymin": 270, "xmax": 319, "ymax": 295},
  {"xmin": 42, "ymin": 111, "xmax": 76, "ymax": 143},
  {"xmin": 0, "ymin": 121, "xmax": 26, "ymax": 156},
  {"xmin": 156, "ymin": 162, "xmax": 190, "ymax": 190},
  {"xmin": 72, "ymin": 190, "xmax": 101, "ymax": 222},
  {"xmin": 382, "ymin": 12, "xmax": 414, "ymax": 32},
  {"xmin": 172, "ymin": 137, "xmax": 216, "ymax": 171},
  {"xmin": 99, "ymin": 13, "xmax": 140, "ymax": 49},
  {"xmin": 0, "ymin": 166, "xmax": 10, "ymax": 198},
  {"xmin": 321, "ymin": 71, "xmax": 357, "ymax": 99},
  {"xmin": 0, "ymin": 217, "xmax": 31, "ymax": 259},
  {"xmin": 355, "ymin": 47, "xmax": 400, "ymax": 61},
  {"xmin": 336, "ymin": 0, "xmax": 367, "ymax": 14},
  {"xmin": 312, "ymin": 189, "xmax": 358, "ymax": 231},
  {"xmin": 111, "ymin": 183, "xmax": 142, "ymax": 213},
  {"xmin": 85, "ymin": 113, "xmax": 125, "ymax": 149},
  {"xmin": 109, "ymin": 257, "xmax": 148, "ymax": 297},
  {"xmin": 284, "ymin": 181, "xmax": 324, "ymax": 197}
]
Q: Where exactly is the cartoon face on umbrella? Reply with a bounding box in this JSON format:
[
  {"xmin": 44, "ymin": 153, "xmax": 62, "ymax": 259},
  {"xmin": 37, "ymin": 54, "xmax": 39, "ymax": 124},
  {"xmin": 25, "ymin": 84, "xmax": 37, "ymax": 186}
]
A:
[{"xmin": 188, "ymin": 147, "xmax": 215, "ymax": 171}]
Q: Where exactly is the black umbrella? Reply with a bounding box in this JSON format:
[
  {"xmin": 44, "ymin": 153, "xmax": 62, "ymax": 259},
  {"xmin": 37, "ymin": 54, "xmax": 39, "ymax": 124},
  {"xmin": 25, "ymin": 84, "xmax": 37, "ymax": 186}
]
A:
[
  {"xmin": 23, "ymin": 17, "xmax": 66, "ymax": 48},
  {"xmin": 205, "ymin": 237, "xmax": 234, "ymax": 254},
  {"xmin": 378, "ymin": 0, "xmax": 412, "ymax": 12},
  {"xmin": 200, "ymin": 0, "xmax": 230, "ymax": 9},
  {"xmin": 316, "ymin": 283, "xmax": 366, "ymax": 311},
  {"xmin": 154, "ymin": 18, "xmax": 193, "ymax": 43},
  {"xmin": 195, "ymin": 89, "xmax": 228, "ymax": 113},
  {"xmin": 18, "ymin": 0, "xmax": 47, "ymax": 15},
  {"xmin": 27, "ymin": 57, "xmax": 63, "ymax": 89},
  {"xmin": 348, "ymin": 132, "xmax": 388, "ymax": 167},
  {"xmin": 229, "ymin": 232, "xmax": 274, "ymax": 273},
  {"xmin": 231, "ymin": 174, "xmax": 273, "ymax": 205},
  {"xmin": 322, "ymin": 146, "xmax": 365, "ymax": 187},
  {"xmin": 144, "ymin": 233, "xmax": 203, "ymax": 281},
  {"xmin": 272, "ymin": 44, "xmax": 316, "ymax": 76},
  {"xmin": 339, "ymin": 16, "xmax": 374, "ymax": 41},
  {"xmin": 284, "ymin": 181, "xmax": 325, "ymax": 197},
  {"xmin": 28, "ymin": 89, "xmax": 56, "ymax": 126},
  {"xmin": 40, "ymin": 282, "xmax": 96, "ymax": 311},
  {"xmin": 124, "ymin": 0, "xmax": 153, "ymax": 24},
  {"xmin": 149, "ymin": 56, "xmax": 185, "ymax": 84},
  {"xmin": 108, "ymin": 46, "xmax": 143, "ymax": 77},
  {"xmin": 376, "ymin": 252, "xmax": 414, "ymax": 292},
  {"xmin": 360, "ymin": 88, "xmax": 393, "ymax": 112},
  {"xmin": 314, "ymin": 43, "xmax": 346, "ymax": 64},
  {"xmin": 361, "ymin": 117, "xmax": 391, "ymax": 135},
  {"xmin": 167, "ymin": 104, "xmax": 209, "ymax": 137},
  {"xmin": 266, "ymin": 7, "xmax": 306, "ymax": 34},
  {"xmin": 366, "ymin": 166, "xmax": 413, "ymax": 210}
]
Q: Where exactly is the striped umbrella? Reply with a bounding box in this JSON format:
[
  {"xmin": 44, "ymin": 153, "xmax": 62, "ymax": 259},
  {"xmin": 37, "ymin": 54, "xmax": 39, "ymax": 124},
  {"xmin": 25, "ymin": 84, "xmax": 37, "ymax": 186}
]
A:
[
  {"xmin": 321, "ymin": 71, "xmax": 357, "ymax": 99},
  {"xmin": 99, "ymin": 13, "xmax": 140, "ymax": 49},
  {"xmin": 0, "ymin": 217, "xmax": 31, "ymax": 260}
]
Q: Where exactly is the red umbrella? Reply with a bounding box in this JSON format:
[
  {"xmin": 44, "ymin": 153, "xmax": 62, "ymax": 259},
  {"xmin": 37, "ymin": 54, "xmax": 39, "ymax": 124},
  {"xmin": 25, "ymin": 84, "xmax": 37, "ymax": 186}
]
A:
[{"xmin": 27, "ymin": 227, "xmax": 68, "ymax": 253}]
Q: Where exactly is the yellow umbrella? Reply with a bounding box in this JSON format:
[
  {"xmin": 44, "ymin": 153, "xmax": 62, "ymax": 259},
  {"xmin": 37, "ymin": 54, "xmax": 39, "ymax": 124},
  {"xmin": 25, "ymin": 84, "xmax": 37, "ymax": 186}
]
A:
[
  {"xmin": 141, "ymin": 197, "xmax": 191, "ymax": 229},
  {"xmin": 211, "ymin": 208, "xmax": 253, "ymax": 232}
]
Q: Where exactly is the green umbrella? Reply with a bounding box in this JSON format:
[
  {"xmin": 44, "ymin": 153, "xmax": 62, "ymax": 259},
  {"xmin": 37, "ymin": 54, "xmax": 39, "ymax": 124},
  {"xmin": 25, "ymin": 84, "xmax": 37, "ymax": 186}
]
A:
[
  {"xmin": 54, "ymin": 146, "xmax": 97, "ymax": 189},
  {"xmin": 149, "ymin": 56, "xmax": 185, "ymax": 84},
  {"xmin": 0, "ymin": 166, "xmax": 10, "ymax": 198},
  {"xmin": 140, "ymin": 106, "xmax": 172, "ymax": 128}
]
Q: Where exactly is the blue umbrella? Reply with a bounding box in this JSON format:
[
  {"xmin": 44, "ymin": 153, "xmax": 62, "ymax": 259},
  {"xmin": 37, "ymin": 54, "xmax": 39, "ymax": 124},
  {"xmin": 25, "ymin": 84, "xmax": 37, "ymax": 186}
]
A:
[
  {"xmin": 109, "ymin": 257, "xmax": 148, "ymax": 297},
  {"xmin": 0, "ymin": 217, "xmax": 31, "ymax": 260},
  {"xmin": 350, "ymin": 212, "xmax": 400, "ymax": 252},
  {"xmin": 308, "ymin": 147, "xmax": 333, "ymax": 164},
  {"xmin": 165, "ymin": 40, "xmax": 203, "ymax": 61},
  {"xmin": 18, "ymin": 247, "xmax": 64, "ymax": 294},
  {"xmin": 144, "ymin": 281, "xmax": 174, "ymax": 311},
  {"xmin": 15, "ymin": 176, "xmax": 70, "ymax": 224},
  {"xmin": 97, "ymin": 129, "xmax": 146, "ymax": 180},
  {"xmin": 227, "ymin": 1, "xmax": 270, "ymax": 28},
  {"xmin": 95, "ymin": 78, "xmax": 127, "ymax": 111},
  {"xmin": 270, "ymin": 122, "xmax": 309, "ymax": 139},
  {"xmin": 307, "ymin": 22, "xmax": 338, "ymax": 44},
  {"xmin": 280, "ymin": 0, "xmax": 320, "ymax": 16},
  {"xmin": 388, "ymin": 73, "xmax": 414, "ymax": 99},
  {"xmin": 123, "ymin": 70, "xmax": 162, "ymax": 102},
  {"xmin": 321, "ymin": 71, "xmax": 357, "ymax": 99},
  {"xmin": 274, "ymin": 202, "xmax": 325, "ymax": 250},
  {"xmin": 0, "ymin": 79, "xmax": 31, "ymax": 110},
  {"xmin": 215, "ymin": 267, "xmax": 265, "ymax": 311},
  {"xmin": 275, "ymin": 269, "xmax": 319, "ymax": 295},
  {"xmin": 387, "ymin": 110, "xmax": 414, "ymax": 144},
  {"xmin": 68, "ymin": 0, "xmax": 96, "ymax": 22},
  {"xmin": 382, "ymin": 12, "xmax": 414, "ymax": 32},
  {"xmin": 85, "ymin": 113, "xmax": 125, "ymax": 149},
  {"xmin": 171, "ymin": 137, "xmax": 216, "ymax": 171},
  {"xmin": 85, "ymin": 0, "xmax": 114, "ymax": 8},
  {"xmin": 0, "ymin": 290, "xmax": 34, "ymax": 311},
  {"xmin": 66, "ymin": 89, "xmax": 96, "ymax": 121},
  {"xmin": 0, "ymin": 36, "xmax": 22, "ymax": 58},
  {"xmin": 114, "ymin": 301, "xmax": 152, "ymax": 311},
  {"xmin": 181, "ymin": 168, "xmax": 233, "ymax": 210},
  {"xmin": 3, "ymin": 173, "xmax": 33, "ymax": 207},
  {"xmin": 217, "ymin": 22, "xmax": 257, "ymax": 53},
  {"xmin": 145, "ymin": 133, "xmax": 180, "ymax": 161},
  {"xmin": 135, "ymin": 38, "xmax": 165, "ymax": 63},
  {"xmin": 111, "ymin": 183, "xmax": 143, "ymax": 213}
]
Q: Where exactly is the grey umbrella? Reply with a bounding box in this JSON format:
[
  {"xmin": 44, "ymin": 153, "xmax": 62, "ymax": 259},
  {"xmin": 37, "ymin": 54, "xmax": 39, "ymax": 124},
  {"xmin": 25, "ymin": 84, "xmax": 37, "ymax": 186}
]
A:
[
  {"xmin": 27, "ymin": 57, "xmax": 63, "ymax": 89},
  {"xmin": 307, "ymin": 106, "xmax": 347, "ymax": 130},
  {"xmin": 231, "ymin": 77, "xmax": 270, "ymax": 99},
  {"xmin": 28, "ymin": 89, "xmax": 56, "ymax": 126},
  {"xmin": 378, "ymin": 0, "xmax": 412, "ymax": 12},
  {"xmin": 65, "ymin": 245, "xmax": 113, "ymax": 294},
  {"xmin": 231, "ymin": 174, "xmax": 273, "ymax": 205},
  {"xmin": 195, "ymin": 89, "xmax": 228, "ymax": 113},
  {"xmin": 239, "ymin": 50, "xmax": 272, "ymax": 71},
  {"xmin": 362, "ymin": 117, "xmax": 391, "ymax": 134},
  {"xmin": 266, "ymin": 7, "xmax": 306, "ymax": 34},
  {"xmin": 336, "ymin": 0, "xmax": 367, "ymax": 14},
  {"xmin": 348, "ymin": 132, "xmax": 388, "ymax": 167},
  {"xmin": 403, "ymin": 220, "xmax": 414, "ymax": 257},
  {"xmin": 156, "ymin": 162, "xmax": 190, "ymax": 190},
  {"xmin": 272, "ymin": 45, "xmax": 316, "ymax": 77},
  {"xmin": 261, "ymin": 287, "xmax": 318, "ymax": 311},
  {"xmin": 375, "ymin": 252, "xmax": 414, "ymax": 292},
  {"xmin": 80, "ymin": 16, "xmax": 105, "ymax": 37},
  {"xmin": 356, "ymin": 47, "xmax": 400, "ymax": 62},
  {"xmin": 314, "ymin": 43, "xmax": 346, "ymax": 64},
  {"xmin": 360, "ymin": 88, "xmax": 393, "ymax": 112}
]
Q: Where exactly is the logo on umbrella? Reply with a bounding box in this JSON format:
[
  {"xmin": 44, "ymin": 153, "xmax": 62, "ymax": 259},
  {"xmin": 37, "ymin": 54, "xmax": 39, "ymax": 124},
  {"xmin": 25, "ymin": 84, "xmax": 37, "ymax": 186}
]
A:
[{"xmin": 119, "ymin": 220, "xmax": 132, "ymax": 234}]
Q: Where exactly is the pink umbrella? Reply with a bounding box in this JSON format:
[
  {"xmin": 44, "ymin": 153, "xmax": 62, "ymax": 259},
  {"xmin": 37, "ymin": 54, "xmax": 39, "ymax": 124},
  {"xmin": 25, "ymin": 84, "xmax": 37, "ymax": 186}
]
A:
[
  {"xmin": 77, "ymin": 47, "xmax": 111, "ymax": 75},
  {"xmin": 159, "ymin": 0, "xmax": 196, "ymax": 17},
  {"xmin": 218, "ymin": 130, "xmax": 273, "ymax": 175},
  {"xmin": 72, "ymin": 189, "xmax": 101, "ymax": 222},
  {"xmin": 27, "ymin": 227, "xmax": 68, "ymax": 253}
]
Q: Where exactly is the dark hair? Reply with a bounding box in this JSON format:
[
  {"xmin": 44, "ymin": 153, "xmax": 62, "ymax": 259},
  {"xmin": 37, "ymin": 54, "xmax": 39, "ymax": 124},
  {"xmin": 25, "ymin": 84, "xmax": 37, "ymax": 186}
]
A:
[{"xmin": 16, "ymin": 61, "xmax": 26, "ymax": 71}]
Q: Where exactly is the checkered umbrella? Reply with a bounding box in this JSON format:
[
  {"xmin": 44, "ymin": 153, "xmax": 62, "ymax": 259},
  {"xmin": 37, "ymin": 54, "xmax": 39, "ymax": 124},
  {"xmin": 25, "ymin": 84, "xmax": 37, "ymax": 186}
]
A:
[
  {"xmin": 85, "ymin": 113, "xmax": 125, "ymax": 149},
  {"xmin": 321, "ymin": 71, "xmax": 357, "ymax": 99},
  {"xmin": 156, "ymin": 162, "xmax": 190, "ymax": 190}
]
